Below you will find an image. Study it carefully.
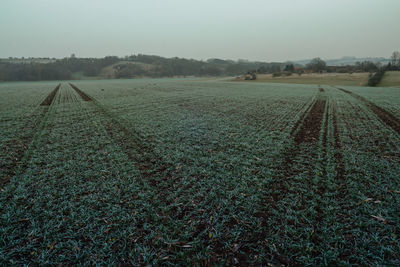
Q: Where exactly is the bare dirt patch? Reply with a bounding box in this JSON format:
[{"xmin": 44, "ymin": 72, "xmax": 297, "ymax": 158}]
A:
[{"xmin": 294, "ymin": 98, "xmax": 327, "ymax": 144}]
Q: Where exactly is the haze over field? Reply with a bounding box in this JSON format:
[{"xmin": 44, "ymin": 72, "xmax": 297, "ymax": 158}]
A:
[
  {"xmin": 1, "ymin": 0, "xmax": 399, "ymax": 61},
  {"xmin": 1, "ymin": 1, "xmax": 400, "ymax": 265}
]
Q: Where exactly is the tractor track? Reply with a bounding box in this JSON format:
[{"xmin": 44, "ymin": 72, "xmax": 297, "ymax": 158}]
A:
[
  {"xmin": 335, "ymin": 87, "xmax": 400, "ymax": 135},
  {"xmin": 332, "ymin": 106, "xmax": 346, "ymax": 183},
  {"xmin": 69, "ymin": 83, "xmax": 173, "ymax": 187},
  {"xmin": 40, "ymin": 84, "xmax": 60, "ymax": 106},
  {"xmin": 1, "ymin": 84, "xmax": 60, "ymax": 188},
  {"xmin": 255, "ymin": 88, "xmax": 329, "ymax": 265},
  {"xmin": 336, "ymin": 86, "xmax": 400, "ymax": 162},
  {"xmin": 69, "ymin": 83, "xmax": 93, "ymax": 101}
]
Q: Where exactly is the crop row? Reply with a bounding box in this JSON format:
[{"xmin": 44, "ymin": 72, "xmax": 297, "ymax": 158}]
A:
[{"xmin": 0, "ymin": 79, "xmax": 399, "ymax": 265}]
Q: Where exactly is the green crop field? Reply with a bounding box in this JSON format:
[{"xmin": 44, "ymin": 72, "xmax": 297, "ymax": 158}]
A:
[
  {"xmin": 235, "ymin": 73, "xmax": 371, "ymax": 86},
  {"xmin": 0, "ymin": 79, "xmax": 399, "ymax": 265},
  {"xmin": 379, "ymin": 71, "xmax": 400, "ymax": 87}
]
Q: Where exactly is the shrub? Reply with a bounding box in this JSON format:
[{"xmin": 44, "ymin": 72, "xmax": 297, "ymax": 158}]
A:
[{"xmin": 368, "ymin": 68, "xmax": 386, "ymax": 86}]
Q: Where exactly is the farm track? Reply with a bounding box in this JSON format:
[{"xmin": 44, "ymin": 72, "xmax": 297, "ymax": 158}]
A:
[
  {"xmin": 0, "ymin": 84, "xmax": 60, "ymax": 188},
  {"xmin": 333, "ymin": 106, "xmax": 346, "ymax": 183},
  {"xmin": 293, "ymin": 98, "xmax": 326, "ymax": 144},
  {"xmin": 330, "ymin": 89, "xmax": 400, "ymax": 262},
  {"xmin": 59, "ymin": 86, "xmax": 79, "ymax": 104},
  {"xmin": 40, "ymin": 84, "xmax": 61, "ymax": 106},
  {"xmin": 270, "ymin": 90, "xmax": 326, "ymax": 203},
  {"xmin": 255, "ymin": 88, "xmax": 334, "ymax": 265},
  {"xmin": 1, "ymin": 80, "xmax": 399, "ymax": 265},
  {"xmin": 69, "ymin": 83, "xmax": 173, "ymax": 187},
  {"xmin": 69, "ymin": 83, "xmax": 92, "ymax": 101},
  {"xmin": 335, "ymin": 87, "xmax": 400, "ymax": 163},
  {"xmin": 335, "ymin": 87, "xmax": 400, "ymax": 135},
  {"xmin": 331, "ymin": 104, "xmax": 357, "ymax": 259}
]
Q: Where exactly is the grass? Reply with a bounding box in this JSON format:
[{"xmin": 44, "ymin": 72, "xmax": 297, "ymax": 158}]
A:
[
  {"xmin": 0, "ymin": 79, "xmax": 399, "ymax": 265},
  {"xmin": 379, "ymin": 71, "xmax": 400, "ymax": 87},
  {"xmin": 235, "ymin": 72, "xmax": 370, "ymax": 86}
]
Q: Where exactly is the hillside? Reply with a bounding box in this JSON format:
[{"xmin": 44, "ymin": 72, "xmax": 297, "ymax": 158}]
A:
[
  {"xmin": 379, "ymin": 71, "xmax": 400, "ymax": 87},
  {"xmin": 234, "ymin": 72, "xmax": 370, "ymax": 86},
  {"xmin": 293, "ymin": 56, "xmax": 390, "ymax": 66}
]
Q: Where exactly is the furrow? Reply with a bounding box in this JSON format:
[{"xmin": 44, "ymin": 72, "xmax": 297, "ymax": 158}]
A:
[
  {"xmin": 335, "ymin": 87, "xmax": 400, "ymax": 134},
  {"xmin": 68, "ymin": 83, "xmax": 173, "ymax": 187},
  {"xmin": 1, "ymin": 84, "xmax": 60, "ymax": 188}
]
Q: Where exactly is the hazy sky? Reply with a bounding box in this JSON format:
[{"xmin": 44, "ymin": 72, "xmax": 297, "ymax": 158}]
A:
[{"xmin": 1, "ymin": 0, "xmax": 399, "ymax": 61}]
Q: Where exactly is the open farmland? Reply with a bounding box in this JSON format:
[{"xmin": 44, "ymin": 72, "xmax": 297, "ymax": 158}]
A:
[
  {"xmin": 236, "ymin": 73, "xmax": 370, "ymax": 86},
  {"xmin": 379, "ymin": 71, "xmax": 400, "ymax": 87},
  {"xmin": 0, "ymin": 79, "xmax": 399, "ymax": 265}
]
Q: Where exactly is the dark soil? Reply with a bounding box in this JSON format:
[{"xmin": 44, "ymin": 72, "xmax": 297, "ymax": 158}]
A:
[
  {"xmin": 294, "ymin": 98, "xmax": 327, "ymax": 144},
  {"xmin": 69, "ymin": 83, "xmax": 92, "ymax": 101},
  {"xmin": 40, "ymin": 84, "xmax": 60, "ymax": 106}
]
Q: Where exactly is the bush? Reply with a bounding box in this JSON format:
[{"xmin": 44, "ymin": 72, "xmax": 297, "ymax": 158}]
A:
[{"xmin": 368, "ymin": 68, "xmax": 386, "ymax": 86}]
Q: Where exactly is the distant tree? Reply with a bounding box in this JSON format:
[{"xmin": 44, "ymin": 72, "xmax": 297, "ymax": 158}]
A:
[
  {"xmin": 306, "ymin": 57, "xmax": 326, "ymax": 73},
  {"xmin": 257, "ymin": 66, "xmax": 268, "ymax": 74},
  {"xmin": 368, "ymin": 67, "xmax": 386, "ymax": 86},
  {"xmin": 355, "ymin": 61, "xmax": 378, "ymax": 72},
  {"xmin": 391, "ymin": 51, "xmax": 400, "ymax": 69},
  {"xmin": 284, "ymin": 64, "xmax": 295, "ymax": 72},
  {"xmin": 270, "ymin": 64, "xmax": 282, "ymax": 73},
  {"xmin": 200, "ymin": 65, "xmax": 222, "ymax": 76}
]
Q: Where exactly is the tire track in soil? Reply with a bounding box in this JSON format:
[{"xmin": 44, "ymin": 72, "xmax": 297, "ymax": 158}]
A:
[
  {"xmin": 69, "ymin": 83, "xmax": 172, "ymax": 187},
  {"xmin": 1, "ymin": 84, "xmax": 60, "ymax": 188},
  {"xmin": 40, "ymin": 84, "xmax": 60, "ymax": 106},
  {"xmin": 255, "ymin": 88, "xmax": 328, "ymax": 265},
  {"xmin": 331, "ymin": 105, "xmax": 355, "ymax": 260},
  {"xmin": 69, "ymin": 83, "xmax": 92, "ymax": 101},
  {"xmin": 69, "ymin": 83, "xmax": 186, "ymax": 258},
  {"xmin": 335, "ymin": 87, "xmax": 400, "ymax": 135},
  {"xmin": 69, "ymin": 84, "xmax": 184, "ymax": 261},
  {"xmin": 332, "ymin": 106, "xmax": 345, "ymax": 185},
  {"xmin": 332, "ymin": 89, "xmax": 400, "ymax": 260},
  {"xmin": 336, "ymin": 87, "xmax": 400, "ymax": 162},
  {"xmin": 70, "ymin": 84, "xmax": 252, "ymax": 264}
]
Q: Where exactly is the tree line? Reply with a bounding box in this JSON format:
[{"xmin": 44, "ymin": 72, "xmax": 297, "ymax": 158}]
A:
[
  {"xmin": 0, "ymin": 55, "xmax": 276, "ymax": 81},
  {"xmin": 0, "ymin": 51, "xmax": 399, "ymax": 82},
  {"xmin": 0, "ymin": 56, "xmax": 119, "ymax": 81}
]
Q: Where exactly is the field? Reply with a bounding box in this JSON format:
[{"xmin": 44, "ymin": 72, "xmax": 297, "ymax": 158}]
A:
[
  {"xmin": 379, "ymin": 71, "xmax": 400, "ymax": 87},
  {"xmin": 236, "ymin": 73, "xmax": 370, "ymax": 86},
  {"xmin": 0, "ymin": 79, "xmax": 399, "ymax": 265}
]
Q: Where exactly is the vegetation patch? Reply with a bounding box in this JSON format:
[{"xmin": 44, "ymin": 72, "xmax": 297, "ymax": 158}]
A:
[
  {"xmin": 368, "ymin": 68, "xmax": 386, "ymax": 86},
  {"xmin": 379, "ymin": 71, "xmax": 400, "ymax": 87},
  {"xmin": 0, "ymin": 80, "xmax": 399, "ymax": 265},
  {"xmin": 337, "ymin": 87, "xmax": 400, "ymax": 134}
]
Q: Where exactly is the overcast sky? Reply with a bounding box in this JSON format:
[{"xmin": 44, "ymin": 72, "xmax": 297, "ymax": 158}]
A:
[{"xmin": 1, "ymin": 0, "xmax": 399, "ymax": 61}]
